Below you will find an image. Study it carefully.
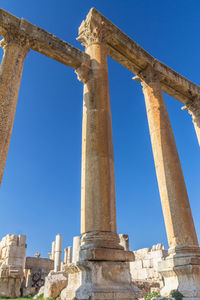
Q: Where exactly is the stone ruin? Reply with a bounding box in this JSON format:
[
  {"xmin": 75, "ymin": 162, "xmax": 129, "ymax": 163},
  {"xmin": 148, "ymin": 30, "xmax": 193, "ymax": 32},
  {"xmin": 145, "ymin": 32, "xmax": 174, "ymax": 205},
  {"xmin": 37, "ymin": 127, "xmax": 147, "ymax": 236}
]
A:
[
  {"xmin": 23, "ymin": 255, "xmax": 54, "ymax": 296},
  {"xmin": 0, "ymin": 234, "xmax": 26, "ymax": 298},
  {"xmin": 0, "ymin": 233, "xmax": 169, "ymax": 299},
  {"xmin": 0, "ymin": 6, "xmax": 200, "ymax": 300},
  {"xmin": 130, "ymin": 244, "xmax": 168, "ymax": 295}
]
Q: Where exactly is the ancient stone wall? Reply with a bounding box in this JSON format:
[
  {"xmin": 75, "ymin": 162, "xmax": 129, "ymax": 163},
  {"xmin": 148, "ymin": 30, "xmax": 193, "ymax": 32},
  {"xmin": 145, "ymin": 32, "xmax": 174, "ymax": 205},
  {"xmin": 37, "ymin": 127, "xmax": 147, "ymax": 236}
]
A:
[
  {"xmin": 0, "ymin": 234, "xmax": 26, "ymax": 298},
  {"xmin": 130, "ymin": 244, "xmax": 168, "ymax": 295}
]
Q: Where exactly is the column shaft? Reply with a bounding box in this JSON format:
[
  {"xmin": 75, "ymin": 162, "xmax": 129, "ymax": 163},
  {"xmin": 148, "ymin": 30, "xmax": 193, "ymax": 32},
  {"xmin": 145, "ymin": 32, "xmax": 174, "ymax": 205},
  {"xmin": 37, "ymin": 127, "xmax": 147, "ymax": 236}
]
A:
[
  {"xmin": 54, "ymin": 234, "xmax": 62, "ymax": 272},
  {"xmin": 139, "ymin": 70, "xmax": 198, "ymax": 248},
  {"xmin": 81, "ymin": 42, "xmax": 117, "ymax": 237},
  {"xmin": 64, "ymin": 248, "xmax": 68, "ymax": 264},
  {"xmin": 67, "ymin": 246, "xmax": 72, "ymax": 264},
  {"xmin": 0, "ymin": 39, "xmax": 28, "ymax": 185},
  {"xmin": 72, "ymin": 236, "xmax": 81, "ymax": 263}
]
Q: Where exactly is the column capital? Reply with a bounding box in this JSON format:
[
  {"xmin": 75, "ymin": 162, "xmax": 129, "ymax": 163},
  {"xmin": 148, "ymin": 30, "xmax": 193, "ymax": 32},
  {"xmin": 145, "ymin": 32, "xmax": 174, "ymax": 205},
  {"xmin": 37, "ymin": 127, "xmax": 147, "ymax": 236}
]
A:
[
  {"xmin": 182, "ymin": 98, "xmax": 200, "ymax": 146},
  {"xmin": 133, "ymin": 64, "xmax": 161, "ymax": 88},
  {"xmin": 182, "ymin": 97, "xmax": 200, "ymax": 118},
  {"xmin": 0, "ymin": 29, "xmax": 30, "ymax": 53},
  {"xmin": 77, "ymin": 8, "xmax": 111, "ymax": 47}
]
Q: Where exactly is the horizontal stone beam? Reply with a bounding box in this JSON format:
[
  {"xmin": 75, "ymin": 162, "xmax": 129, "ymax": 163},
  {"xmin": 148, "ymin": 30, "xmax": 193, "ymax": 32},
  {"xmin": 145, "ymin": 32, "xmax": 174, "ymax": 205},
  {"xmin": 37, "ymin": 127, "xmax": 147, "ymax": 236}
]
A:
[
  {"xmin": 88, "ymin": 8, "xmax": 200, "ymax": 105},
  {"xmin": 0, "ymin": 8, "xmax": 90, "ymax": 69}
]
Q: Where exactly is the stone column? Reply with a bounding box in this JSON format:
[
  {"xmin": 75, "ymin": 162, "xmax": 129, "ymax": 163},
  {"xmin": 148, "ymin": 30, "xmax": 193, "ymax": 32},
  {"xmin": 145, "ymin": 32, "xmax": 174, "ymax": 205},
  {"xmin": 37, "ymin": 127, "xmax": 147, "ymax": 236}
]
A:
[
  {"xmin": 77, "ymin": 12, "xmax": 125, "ymax": 261},
  {"xmin": 0, "ymin": 33, "xmax": 29, "ymax": 185},
  {"xmin": 67, "ymin": 246, "xmax": 72, "ymax": 264},
  {"xmin": 51, "ymin": 241, "xmax": 56, "ymax": 260},
  {"xmin": 54, "ymin": 234, "xmax": 62, "ymax": 272},
  {"xmin": 182, "ymin": 98, "xmax": 200, "ymax": 146},
  {"xmin": 134, "ymin": 66, "xmax": 198, "ymax": 249},
  {"xmin": 64, "ymin": 248, "xmax": 68, "ymax": 264},
  {"xmin": 76, "ymin": 13, "xmax": 134, "ymax": 262},
  {"xmin": 72, "ymin": 236, "xmax": 81, "ymax": 263},
  {"xmin": 134, "ymin": 66, "xmax": 200, "ymax": 299}
]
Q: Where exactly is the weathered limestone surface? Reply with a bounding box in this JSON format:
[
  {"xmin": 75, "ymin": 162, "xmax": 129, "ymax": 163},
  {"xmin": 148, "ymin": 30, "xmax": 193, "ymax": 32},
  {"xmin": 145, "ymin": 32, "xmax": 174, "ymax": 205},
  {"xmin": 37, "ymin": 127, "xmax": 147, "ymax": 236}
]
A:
[
  {"xmin": 135, "ymin": 66, "xmax": 198, "ymax": 249},
  {"xmin": 0, "ymin": 234, "xmax": 26, "ymax": 298},
  {"xmin": 0, "ymin": 34, "xmax": 29, "ymax": 185}
]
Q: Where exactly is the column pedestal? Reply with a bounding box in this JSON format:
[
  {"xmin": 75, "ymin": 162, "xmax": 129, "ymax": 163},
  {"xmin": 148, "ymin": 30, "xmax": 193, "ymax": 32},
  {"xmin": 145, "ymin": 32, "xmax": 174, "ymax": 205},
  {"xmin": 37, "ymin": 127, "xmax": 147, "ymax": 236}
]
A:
[
  {"xmin": 158, "ymin": 246, "xmax": 200, "ymax": 299},
  {"xmin": 61, "ymin": 261, "xmax": 142, "ymax": 300}
]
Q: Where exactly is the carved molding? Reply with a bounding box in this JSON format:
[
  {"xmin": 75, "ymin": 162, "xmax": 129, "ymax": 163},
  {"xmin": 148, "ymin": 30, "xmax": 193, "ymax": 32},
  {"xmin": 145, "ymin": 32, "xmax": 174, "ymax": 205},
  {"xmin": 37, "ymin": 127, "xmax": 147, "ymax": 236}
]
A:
[{"xmin": 77, "ymin": 9, "xmax": 111, "ymax": 47}]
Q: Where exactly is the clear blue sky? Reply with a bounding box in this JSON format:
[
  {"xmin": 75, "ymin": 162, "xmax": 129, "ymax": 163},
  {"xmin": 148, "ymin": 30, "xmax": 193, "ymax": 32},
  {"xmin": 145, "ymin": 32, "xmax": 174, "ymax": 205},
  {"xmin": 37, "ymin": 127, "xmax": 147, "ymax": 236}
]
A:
[{"xmin": 0, "ymin": 0, "xmax": 199, "ymax": 258}]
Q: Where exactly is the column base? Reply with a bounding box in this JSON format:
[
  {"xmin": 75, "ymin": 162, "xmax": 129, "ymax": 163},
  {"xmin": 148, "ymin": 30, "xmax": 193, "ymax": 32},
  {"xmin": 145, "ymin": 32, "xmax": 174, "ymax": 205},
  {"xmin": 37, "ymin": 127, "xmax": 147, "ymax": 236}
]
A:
[
  {"xmin": 61, "ymin": 261, "xmax": 142, "ymax": 300},
  {"xmin": 158, "ymin": 245, "xmax": 200, "ymax": 299},
  {"xmin": 80, "ymin": 231, "xmax": 134, "ymax": 262}
]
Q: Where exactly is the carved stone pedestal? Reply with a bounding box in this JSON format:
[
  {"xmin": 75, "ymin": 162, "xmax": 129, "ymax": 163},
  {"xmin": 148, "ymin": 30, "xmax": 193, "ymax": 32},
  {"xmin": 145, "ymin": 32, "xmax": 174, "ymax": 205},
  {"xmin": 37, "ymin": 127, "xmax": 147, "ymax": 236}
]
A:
[
  {"xmin": 158, "ymin": 246, "xmax": 200, "ymax": 300},
  {"xmin": 61, "ymin": 261, "xmax": 141, "ymax": 300}
]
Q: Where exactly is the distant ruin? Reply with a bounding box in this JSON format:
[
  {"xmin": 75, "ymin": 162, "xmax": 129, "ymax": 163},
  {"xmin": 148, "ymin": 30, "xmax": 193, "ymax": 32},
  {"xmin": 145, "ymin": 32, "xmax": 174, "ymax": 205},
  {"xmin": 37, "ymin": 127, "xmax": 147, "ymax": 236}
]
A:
[{"xmin": 0, "ymin": 7, "xmax": 200, "ymax": 300}]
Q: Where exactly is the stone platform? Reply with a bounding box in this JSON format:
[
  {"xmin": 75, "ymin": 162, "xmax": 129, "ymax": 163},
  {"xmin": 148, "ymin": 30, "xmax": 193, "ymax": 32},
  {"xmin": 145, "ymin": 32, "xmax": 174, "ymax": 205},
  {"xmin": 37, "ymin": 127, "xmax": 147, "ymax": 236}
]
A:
[{"xmin": 61, "ymin": 261, "xmax": 142, "ymax": 300}]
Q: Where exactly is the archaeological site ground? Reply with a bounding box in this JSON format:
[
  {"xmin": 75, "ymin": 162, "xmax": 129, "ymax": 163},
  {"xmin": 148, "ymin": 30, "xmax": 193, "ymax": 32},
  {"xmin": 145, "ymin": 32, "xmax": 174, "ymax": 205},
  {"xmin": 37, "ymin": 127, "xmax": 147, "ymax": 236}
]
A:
[{"xmin": 0, "ymin": 5, "xmax": 200, "ymax": 300}]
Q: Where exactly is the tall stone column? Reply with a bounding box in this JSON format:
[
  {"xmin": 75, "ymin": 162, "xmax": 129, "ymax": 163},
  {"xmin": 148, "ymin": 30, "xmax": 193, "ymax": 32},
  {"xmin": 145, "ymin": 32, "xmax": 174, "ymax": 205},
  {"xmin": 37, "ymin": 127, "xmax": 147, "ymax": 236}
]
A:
[
  {"xmin": 54, "ymin": 234, "xmax": 62, "ymax": 272},
  {"xmin": 62, "ymin": 9, "xmax": 141, "ymax": 299},
  {"xmin": 78, "ymin": 26, "xmax": 117, "ymax": 237},
  {"xmin": 134, "ymin": 66, "xmax": 200, "ymax": 299},
  {"xmin": 182, "ymin": 98, "xmax": 200, "ymax": 146},
  {"xmin": 0, "ymin": 32, "xmax": 29, "ymax": 185},
  {"xmin": 76, "ymin": 13, "xmax": 133, "ymax": 262},
  {"xmin": 134, "ymin": 66, "xmax": 198, "ymax": 249}
]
